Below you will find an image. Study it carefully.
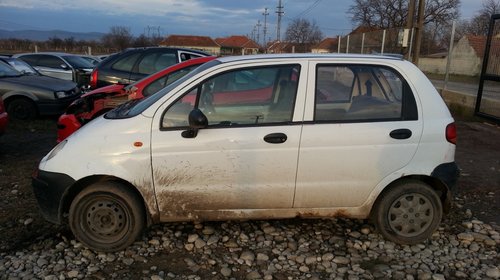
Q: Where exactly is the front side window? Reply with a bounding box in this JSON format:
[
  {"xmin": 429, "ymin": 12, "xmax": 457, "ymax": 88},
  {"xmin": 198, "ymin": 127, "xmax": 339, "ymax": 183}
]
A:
[
  {"xmin": 315, "ymin": 65, "xmax": 415, "ymax": 122},
  {"xmin": 162, "ymin": 64, "xmax": 300, "ymax": 128}
]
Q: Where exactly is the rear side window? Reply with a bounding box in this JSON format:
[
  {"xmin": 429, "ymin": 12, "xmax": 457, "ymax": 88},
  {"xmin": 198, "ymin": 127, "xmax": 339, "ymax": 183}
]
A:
[
  {"xmin": 37, "ymin": 55, "xmax": 66, "ymax": 69},
  {"xmin": 143, "ymin": 65, "xmax": 198, "ymax": 97},
  {"xmin": 112, "ymin": 52, "xmax": 141, "ymax": 72},
  {"xmin": 18, "ymin": 55, "xmax": 39, "ymax": 65},
  {"xmin": 138, "ymin": 52, "xmax": 177, "ymax": 74},
  {"xmin": 314, "ymin": 65, "xmax": 417, "ymax": 122}
]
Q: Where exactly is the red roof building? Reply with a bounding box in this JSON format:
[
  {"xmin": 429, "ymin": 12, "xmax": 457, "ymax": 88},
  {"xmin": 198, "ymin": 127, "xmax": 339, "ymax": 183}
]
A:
[
  {"xmin": 215, "ymin": 36, "xmax": 260, "ymax": 55},
  {"xmin": 159, "ymin": 35, "xmax": 220, "ymax": 55},
  {"xmin": 312, "ymin": 37, "xmax": 339, "ymax": 53}
]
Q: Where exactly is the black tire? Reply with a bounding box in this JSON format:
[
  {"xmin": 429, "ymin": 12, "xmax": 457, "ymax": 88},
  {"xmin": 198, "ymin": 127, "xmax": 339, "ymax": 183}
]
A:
[
  {"xmin": 6, "ymin": 98, "xmax": 37, "ymax": 120},
  {"xmin": 69, "ymin": 182, "xmax": 146, "ymax": 252},
  {"xmin": 372, "ymin": 180, "xmax": 442, "ymax": 245}
]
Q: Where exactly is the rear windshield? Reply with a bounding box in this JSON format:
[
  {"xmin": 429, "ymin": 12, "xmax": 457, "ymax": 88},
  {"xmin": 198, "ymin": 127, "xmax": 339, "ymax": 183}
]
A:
[{"xmin": 62, "ymin": 56, "xmax": 94, "ymax": 69}]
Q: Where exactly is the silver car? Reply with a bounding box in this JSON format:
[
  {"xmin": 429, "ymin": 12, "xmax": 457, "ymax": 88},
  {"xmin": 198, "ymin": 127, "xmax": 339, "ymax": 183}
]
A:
[{"xmin": 13, "ymin": 52, "xmax": 94, "ymax": 87}]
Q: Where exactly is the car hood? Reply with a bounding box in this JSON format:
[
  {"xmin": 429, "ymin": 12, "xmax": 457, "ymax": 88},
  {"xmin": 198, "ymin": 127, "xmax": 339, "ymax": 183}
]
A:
[
  {"xmin": 82, "ymin": 84, "xmax": 125, "ymax": 98},
  {"xmin": 0, "ymin": 75, "xmax": 77, "ymax": 91}
]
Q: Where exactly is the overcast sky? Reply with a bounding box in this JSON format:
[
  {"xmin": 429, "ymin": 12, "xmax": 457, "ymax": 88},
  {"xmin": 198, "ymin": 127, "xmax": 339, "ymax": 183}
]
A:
[{"xmin": 0, "ymin": 0, "xmax": 486, "ymax": 40}]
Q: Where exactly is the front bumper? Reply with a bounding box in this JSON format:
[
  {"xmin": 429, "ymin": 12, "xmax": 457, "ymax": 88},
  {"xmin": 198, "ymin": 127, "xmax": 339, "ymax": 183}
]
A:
[
  {"xmin": 57, "ymin": 113, "xmax": 82, "ymax": 142},
  {"xmin": 32, "ymin": 169, "xmax": 75, "ymax": 224},
  {"xmin": 37, "ymin": 95, "xmax": 81, "ymax": 116}
]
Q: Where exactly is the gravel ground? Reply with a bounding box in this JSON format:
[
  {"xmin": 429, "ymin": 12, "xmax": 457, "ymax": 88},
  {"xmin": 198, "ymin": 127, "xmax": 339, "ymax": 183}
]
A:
[
  {"xmin": 0, "ymin": 216, "xmax": 499, "ymax": 280},
  {"xmin": 0, "ymin": 119, "xmax": 499, "ymax": 280}
]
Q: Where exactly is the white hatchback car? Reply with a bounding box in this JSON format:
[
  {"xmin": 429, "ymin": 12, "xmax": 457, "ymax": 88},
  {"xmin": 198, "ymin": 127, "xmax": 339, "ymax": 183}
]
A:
[{"xmin": 33, "ymin": 54, "xmax": 459, "ymax": 252}]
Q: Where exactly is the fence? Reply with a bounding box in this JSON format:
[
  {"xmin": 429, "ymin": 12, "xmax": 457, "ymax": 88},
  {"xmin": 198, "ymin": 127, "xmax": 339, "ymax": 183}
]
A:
[
  {"xmin": 337, "ymin": 28, "xmax": 410, "ymax": 56},
  {"xmin": 475, "ymin": 14, "xmax": 500, "ymax": 123},
  {"xmin": 0, "ymin": 40, "xmax": 116, "ymax": 56}
]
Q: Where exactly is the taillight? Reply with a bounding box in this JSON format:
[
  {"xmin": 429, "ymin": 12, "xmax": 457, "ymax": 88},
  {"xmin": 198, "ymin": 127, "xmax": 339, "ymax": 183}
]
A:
[
  {"xmin": 90, "ymin": 69, "xmax": 98, "ymax": 89},
  {"xmin": 446, "ymin": 123, "xmax": 457, "ymax": 144}
]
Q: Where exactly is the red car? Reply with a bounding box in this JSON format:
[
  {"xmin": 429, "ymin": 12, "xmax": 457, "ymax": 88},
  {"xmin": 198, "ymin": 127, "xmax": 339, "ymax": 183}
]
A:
[
  {"xmin": 0, "ymin": 96, "xmax": 8, "ymax": 136},
  {"xmin": 57, "ymin": 56, "xmax": 216, "ymax": 142}
]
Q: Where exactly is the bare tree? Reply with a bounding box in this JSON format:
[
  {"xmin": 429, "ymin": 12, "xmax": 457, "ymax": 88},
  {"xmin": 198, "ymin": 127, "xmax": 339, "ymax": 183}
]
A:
[
  {"xmin": 285, "ymin": 18, "xmax": 323, "ymax": 52},
  {"xmin": 348, "ymin": 0, "xmax": 460, "ymax": 29},
  {"xmin": 462, "ymin": 0, "xmax": 500, "ymax": 36},
  {"xmin": 102, "ymin": 26, "xmax": 133, "ymax": 51}
]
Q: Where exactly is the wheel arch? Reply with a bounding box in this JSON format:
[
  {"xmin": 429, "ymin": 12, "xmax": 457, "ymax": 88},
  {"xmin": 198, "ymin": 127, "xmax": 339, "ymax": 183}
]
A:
[
  {"xmin": 370, "ymin": 175, "xmax": 452, "ymax": 219},
  {"xmin": 61, "ymin": 175, "xmax": 153, "ymax": 226},
  {"xmin": 3, "ymin": 91, "xmax": 39, "ymax": 104}
]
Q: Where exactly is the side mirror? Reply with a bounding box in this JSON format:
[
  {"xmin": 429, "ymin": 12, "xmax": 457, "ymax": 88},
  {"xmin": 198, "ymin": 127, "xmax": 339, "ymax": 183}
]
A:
[
  {"xmin": 60, "ymin": 64, "xmax": 68, "ymax": 69},
  {"xmin": 182, "ymin": 109, "xmax": 208, "ymax": 138}
]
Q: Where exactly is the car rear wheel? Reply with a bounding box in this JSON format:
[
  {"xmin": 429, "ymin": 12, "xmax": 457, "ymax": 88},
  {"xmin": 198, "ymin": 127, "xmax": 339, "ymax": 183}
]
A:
[
  {"xmin": 372, "ymin": 180, "xmax": 442, "ymax": 245},
  {"xmin": 69, "ymin": 182, "xmax": 146, "ymax": 252},
  {"xmin": 7, "ymin": 98, "xmax": 37, "ymax": 120}
]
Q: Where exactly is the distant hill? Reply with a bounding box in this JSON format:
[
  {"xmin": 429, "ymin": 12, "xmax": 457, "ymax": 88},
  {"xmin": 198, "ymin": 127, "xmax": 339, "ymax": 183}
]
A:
[{"xmin": 0, "ymin": 29, "xmax": 105, "ymax": 41}]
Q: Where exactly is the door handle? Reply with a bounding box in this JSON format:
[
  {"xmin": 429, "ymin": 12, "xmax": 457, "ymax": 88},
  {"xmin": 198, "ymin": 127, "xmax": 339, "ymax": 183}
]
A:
[
  {"xmin": 264, "ymin": 133, "xmax": 287, "ymax": 144},
  {"xmin": 390, "ymin": 129, "xmax": 412, "ymax": 139}
]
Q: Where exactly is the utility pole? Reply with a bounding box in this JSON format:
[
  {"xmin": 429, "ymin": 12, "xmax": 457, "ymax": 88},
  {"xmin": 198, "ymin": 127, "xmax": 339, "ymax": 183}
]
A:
[
  {"xmin": 262, "ymin": 7, "xmax": 269, "ymax": 48},
  {"xmin": 256, "ymin": 20, "xmax": 262, "ymax": 45},
  {"xmin": 406, "ymin": 0, "xmax": 416, "ymax": 60},
  {"xmin": 276, "ymin": 0, "xmax": 284, "ymax": 41},
  {"xmin": 413, "ymin": 0, "xmax": 425, "ymax": 65}
]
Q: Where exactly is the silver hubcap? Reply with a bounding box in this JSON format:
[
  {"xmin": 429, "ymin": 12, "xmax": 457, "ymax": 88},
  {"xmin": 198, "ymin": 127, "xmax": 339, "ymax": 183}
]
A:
[{"xmin": 388, "ymin": 193, "xmax": 434, "ymax": 237}]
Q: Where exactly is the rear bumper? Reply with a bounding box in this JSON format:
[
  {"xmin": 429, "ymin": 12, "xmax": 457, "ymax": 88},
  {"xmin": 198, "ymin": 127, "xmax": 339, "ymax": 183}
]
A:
[
  {"xmin": 32, "ymin": 169, "xmax": 75, "ymax": 224},
  {"xmin": 432, "ymin": 162, "xmax": 460, "ymax": 192}
]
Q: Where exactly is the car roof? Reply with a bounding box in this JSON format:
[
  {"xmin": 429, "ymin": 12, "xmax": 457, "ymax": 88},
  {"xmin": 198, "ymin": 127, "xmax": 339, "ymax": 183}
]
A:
[
  {"xmin": 121, "ymin": 47, "xmax": 209, "ymax": 55},
  {"xmin": 215, "ymin": 53, "xmax": 404, "ymax": 64},
  {"xmin": 14, "ymin": 52, "xmax": 80, "ymax": 57}
]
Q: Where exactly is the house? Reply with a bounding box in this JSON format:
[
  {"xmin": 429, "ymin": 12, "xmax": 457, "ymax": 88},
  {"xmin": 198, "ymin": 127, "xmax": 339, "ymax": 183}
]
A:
[
  {"xmin": 418, "ymin": 35, "xmax": 487, "ymax": 76},
  {"xmin": 215, "ymin": 36, "xmax": 260, "ymax": 55},
  {"xmin": 312, "ymin": 37, "xmax": 339, "ymax": 53},
  {"xmin": 266, "ymin": 41, "xmax": 307, "ymax": 54},
  {"xmin": 159, "ymin": 35, "xmax": 220, "ymax": 55}
]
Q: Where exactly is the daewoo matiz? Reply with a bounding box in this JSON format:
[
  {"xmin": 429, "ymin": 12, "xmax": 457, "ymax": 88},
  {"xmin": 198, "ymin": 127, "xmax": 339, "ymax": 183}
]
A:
[{"xmin": 32, "ymin": 54, "xmax": 459, "ymax": 252}]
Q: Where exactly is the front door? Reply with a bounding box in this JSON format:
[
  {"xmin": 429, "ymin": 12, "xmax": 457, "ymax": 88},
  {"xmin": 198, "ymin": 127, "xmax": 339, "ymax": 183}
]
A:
[{"xmin": 151, "ymin": 63, "xmax": 304, "ymax": 220}]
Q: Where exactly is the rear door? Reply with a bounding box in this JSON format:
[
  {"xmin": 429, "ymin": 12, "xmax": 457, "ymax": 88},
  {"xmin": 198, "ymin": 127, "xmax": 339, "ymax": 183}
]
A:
[{"xmin": 294, "ymin": 62, "xmax": 422, "ymax": 208}]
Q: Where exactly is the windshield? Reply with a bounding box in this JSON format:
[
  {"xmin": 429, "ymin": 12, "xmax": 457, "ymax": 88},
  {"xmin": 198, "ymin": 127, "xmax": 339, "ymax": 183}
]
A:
[
  {"xmin": 7, "ymin": 58, "xmax": 37, "ymax": 75},
  {"xmin": 106, "ymin": 59, "xmax": 221, "ymax": 119},
  {"xmin": 0, "ymin": 61, "xmax": 21, "ymax": 77},
  {"xmin": 62, "ymin": 55, "xmax": 94, "ymax": 69}
]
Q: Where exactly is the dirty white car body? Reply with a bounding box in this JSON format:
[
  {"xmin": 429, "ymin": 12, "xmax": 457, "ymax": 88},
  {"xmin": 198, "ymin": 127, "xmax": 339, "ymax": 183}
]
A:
[{"xmin": 33, "ymin": 54, "xmax": 459, "ymax": 251}]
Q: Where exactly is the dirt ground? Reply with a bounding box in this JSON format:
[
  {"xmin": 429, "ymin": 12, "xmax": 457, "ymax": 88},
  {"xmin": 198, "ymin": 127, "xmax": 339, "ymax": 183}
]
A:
[{"xmin": 0, "ymin": 117, "xmax": 499, "ymax": 253}]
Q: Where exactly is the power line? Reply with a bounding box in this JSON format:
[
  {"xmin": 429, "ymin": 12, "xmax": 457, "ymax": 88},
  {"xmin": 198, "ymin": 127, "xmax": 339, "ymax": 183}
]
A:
[{"xmin": 293, "ymin": 0, "xmax": 322, "ymax": 19}]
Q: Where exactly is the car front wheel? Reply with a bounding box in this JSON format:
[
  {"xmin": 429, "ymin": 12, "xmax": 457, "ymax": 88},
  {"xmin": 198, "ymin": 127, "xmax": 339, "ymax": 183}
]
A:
[
  {"xmin": 69, "ymin": 182, "xmax": 146, "ymax": 252},
  {"xmin": 7, "ymin": 98, "xmax": 37, "ymax": 120},
  {"xmin": 372, "ymin": 180, "xmax": 442, "ymax": 245}
]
